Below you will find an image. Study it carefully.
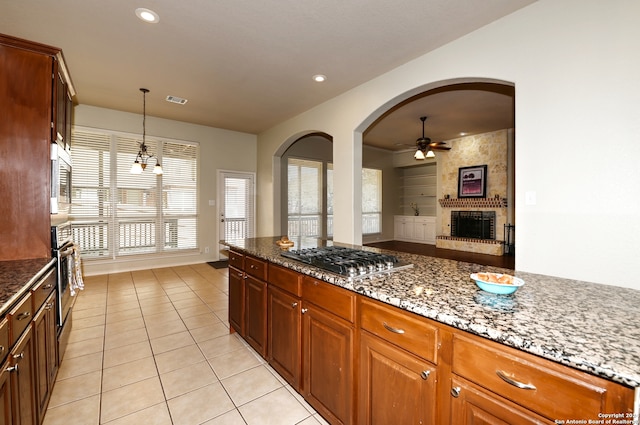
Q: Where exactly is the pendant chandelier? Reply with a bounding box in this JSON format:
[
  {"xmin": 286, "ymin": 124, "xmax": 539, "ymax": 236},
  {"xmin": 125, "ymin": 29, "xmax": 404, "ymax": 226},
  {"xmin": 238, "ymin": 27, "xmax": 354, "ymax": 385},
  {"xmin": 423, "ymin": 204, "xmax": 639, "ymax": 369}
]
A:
[{"xmin": 130, "ymin": 88, "xmax": 163, "ymax": 175}]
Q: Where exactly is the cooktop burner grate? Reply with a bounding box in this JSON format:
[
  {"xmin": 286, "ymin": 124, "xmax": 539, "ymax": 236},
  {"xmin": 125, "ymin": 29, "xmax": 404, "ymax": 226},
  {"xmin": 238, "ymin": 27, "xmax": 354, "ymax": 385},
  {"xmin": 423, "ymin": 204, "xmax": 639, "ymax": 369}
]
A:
[{"xmin": 280, "ymin": 246, "xmax": 412, "ymax": 278}]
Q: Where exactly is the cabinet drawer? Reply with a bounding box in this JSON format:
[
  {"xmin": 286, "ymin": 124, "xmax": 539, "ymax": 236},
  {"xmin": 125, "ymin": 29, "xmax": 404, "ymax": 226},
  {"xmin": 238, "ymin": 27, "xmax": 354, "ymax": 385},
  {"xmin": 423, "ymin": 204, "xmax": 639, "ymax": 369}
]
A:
[
  {"xmin": 268, "ymin": 264, "xmax": 302, "ymax": 296},
  {"xmin": 228, "ymin": 250, "xmax": 244, "ymax": 270},
  {"xmin": 0, "ymin": 318, "xmax": 8, "ymax": 364},
  {"xmin": 9, "ymin": 292, "xmax": 33, "ymax": 345},
  {"xmin": 360, "ymin": 298, "xmax": 438, "ymax": 363},
  {"xmin": 452, "ymin": 333, "xmax": 614, "ymax": 420},
  {"xmin": 302, "ymin": 276, "xmax": 354, "ymax": 322},
  {"xmin": 245, "ymin": 256, "xmax": 267, "ymax": 280},
  {"xmin": 31, "ymin": 267, "xmax": 56, "ymax": 312}
]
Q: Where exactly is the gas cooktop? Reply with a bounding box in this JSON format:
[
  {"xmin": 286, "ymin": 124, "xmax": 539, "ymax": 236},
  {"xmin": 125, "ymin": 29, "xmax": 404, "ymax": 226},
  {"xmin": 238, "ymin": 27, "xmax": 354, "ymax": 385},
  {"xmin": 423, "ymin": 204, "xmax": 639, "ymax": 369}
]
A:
[{"xmin": 280, "ymin": 246, "xmax": 413, "ymax": 278}]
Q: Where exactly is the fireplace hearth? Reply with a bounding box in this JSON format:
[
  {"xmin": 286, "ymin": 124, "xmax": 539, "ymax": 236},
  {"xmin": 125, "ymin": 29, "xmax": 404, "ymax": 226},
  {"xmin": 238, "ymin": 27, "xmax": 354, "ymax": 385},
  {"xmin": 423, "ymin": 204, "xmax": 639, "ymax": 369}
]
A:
[{"xmin": 451, "ymin": 211, "xmax": 496, "ymax": 240}]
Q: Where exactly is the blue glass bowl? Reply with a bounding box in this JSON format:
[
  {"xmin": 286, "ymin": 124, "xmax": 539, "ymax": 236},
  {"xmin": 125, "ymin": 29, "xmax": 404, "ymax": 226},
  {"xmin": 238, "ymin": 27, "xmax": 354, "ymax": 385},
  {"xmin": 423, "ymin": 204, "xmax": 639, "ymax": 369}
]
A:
[{"xmin": 470, "ymin": 273, "xmax": 524, "ymax": 295}]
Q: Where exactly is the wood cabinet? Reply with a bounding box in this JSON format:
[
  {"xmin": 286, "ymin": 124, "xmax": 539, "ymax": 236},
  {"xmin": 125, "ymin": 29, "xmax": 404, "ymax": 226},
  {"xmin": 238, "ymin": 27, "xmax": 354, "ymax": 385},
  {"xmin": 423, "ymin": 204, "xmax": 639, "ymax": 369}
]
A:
[
  {"xmin": 302, "ymin": 276, "xmax": 355, "ymax": 425},
  {"xmin": 0, "ymin": 33, "xmax": 74, "ymax": 261},
  {"xmin": 450, "ymin": 332, "xmax": 633, "ymax": 423},
  {"xmin": 0, "ymin": 358, "xmax": 13, "ymax": 425},
  {"xmin": 228, "ymin": 250, "xmax": 245, "ymax": 335},
  {"xmin": 358, "ymin": 298, "xmax": 437, "ymax": 425},
  {"xmin": 267, "ymin": 264, "xmax": 302, "ymax": 390},
  {"xmin": 9, "ymin": 328, "xmax": 36, "ymax": 425},
  {"xmin": 227, "ymin": 253, "xmax": 635, "ymax": 425},
  {"xmin": 32, "ymin": 292, "xmax": 57, "ymax": 422}
]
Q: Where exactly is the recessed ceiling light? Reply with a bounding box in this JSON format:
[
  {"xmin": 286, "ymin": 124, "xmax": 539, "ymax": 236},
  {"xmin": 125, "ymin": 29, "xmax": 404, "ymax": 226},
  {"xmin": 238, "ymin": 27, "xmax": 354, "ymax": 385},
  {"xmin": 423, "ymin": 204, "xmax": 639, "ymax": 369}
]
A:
[
  {"xmin": 312, "ymin": 74, "xmax": 327, "ymax": 83},
  {"xmin": 135, "ymin": 8, "xmax": 159, "ymax": 23}
]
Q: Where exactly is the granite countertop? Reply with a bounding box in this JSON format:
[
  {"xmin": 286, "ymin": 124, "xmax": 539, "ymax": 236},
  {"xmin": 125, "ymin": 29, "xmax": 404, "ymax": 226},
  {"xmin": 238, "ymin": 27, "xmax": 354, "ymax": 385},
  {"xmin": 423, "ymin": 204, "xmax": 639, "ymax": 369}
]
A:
[
  {"xmin": 0, "ymin": 258, "xmax": 57, "ymax": 316},
  {"xmin": 223, "ymin": 237, "xmax": 640, "ymax": 388}
]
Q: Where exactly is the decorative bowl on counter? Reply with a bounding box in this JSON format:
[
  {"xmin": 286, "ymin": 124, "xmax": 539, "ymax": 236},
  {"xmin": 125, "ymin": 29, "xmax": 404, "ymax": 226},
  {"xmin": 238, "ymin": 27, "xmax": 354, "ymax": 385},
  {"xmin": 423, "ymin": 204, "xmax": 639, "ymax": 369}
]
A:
[
  {"xmin": 276, "ymin": 236, "xmax": 294, "ymax": 250},
  {"xmin": 470, "ymin": 272, "xmax": 524, "ymax": 295}
]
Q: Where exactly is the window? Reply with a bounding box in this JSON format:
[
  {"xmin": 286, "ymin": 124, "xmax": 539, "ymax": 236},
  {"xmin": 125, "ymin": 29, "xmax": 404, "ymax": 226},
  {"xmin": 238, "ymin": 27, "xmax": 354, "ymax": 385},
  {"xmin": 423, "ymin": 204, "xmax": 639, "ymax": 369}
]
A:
[
  {"xmin": 286, "ymin": 158, "xmax": 381, "ymax": 237},
  {"xmin": 70, "ymin": 127, "xmax": 198, "ymax": 259}
]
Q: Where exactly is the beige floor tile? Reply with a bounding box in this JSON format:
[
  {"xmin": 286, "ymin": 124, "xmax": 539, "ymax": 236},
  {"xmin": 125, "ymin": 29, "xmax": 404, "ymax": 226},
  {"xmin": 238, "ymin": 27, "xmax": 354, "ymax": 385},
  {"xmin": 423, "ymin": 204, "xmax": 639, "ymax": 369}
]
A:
[
  {"xmin": 143, "ymin": 310, "xmax": 182, "ymax": 326},
  {"xmin": 208, "ymin": 346, "xmax": 263, "ymax": 380},
  {"xmin": 189, "ymin": 322, "xmax": 229, "ymax": 343},
  {"xmin": 103, "ymin": 340, "xmax": 153, "ymax": 368},
  {"xmin": 102, "ymin": 356, "xmax": 158, "ymax": 391},
  {"xmin": 298, "ymin": 416, "xmax": 327, "ymax": 425},
  {"xmin": 238, "ymin": 387, "xmax": 312, "ymax": 425},
  {"xmin": 160, "ymin": 360, "xmax": 219, "ymax": 399},
  {"xmin": 73, "ymin": 314, "xmax": 106, "ymax": 330},
  {"xmin": 56, "ymin": 351, "xmax": 103, "ymax": 380},
  {"xmin": 221, "ymin": 365, "xmax": 283, "ymax": 406},
  {"xmin": 175, "ymin": 303, "xmax": 212, "ymax": 318},
  {"xmin": 67, "ymin": 324, "xmax": 105, "ymax": 344},
  {"xmin": 182, "ymin": 312, "xmax": 220, "ymax": 330},
  {"xmin": 150, "ymin": 330, "xmax": 195, "ymax": 354},
  {"xmin": 104, "ymin": 316, "xmax": 146, "ymax": 337},
  {"xmin": 171, "ymin": 297, "xmax": 207, "ymax": 309},
  {"xmin": 48, "ymin": 370, "xmax": 102, "ymax": 408},
  {"xmin": 166, "ymin": 291, "xmax": 201, "ymax": 301},
  {"xmin": 201, "ymin": 409, "xmax": 248, "ymax": 425},
  {"xmin": 167, "ymin": 382, "xmax": 236, "ymax": 425},
  {"xmin": 106, "ymin": 300, "xmax": 141, "ymax": 313},
  {"xmin": 100, "ymin": 376, "xmax": 165, "ymax": 423},
  {"xmin": 101, "ymin": 402, "xmax": 172, "ymax": 425},
  {"xmin": 105, "ymin": 306, "xmax": 142, "ymax": 323},
  {"xmin": 64, "ymin": 336, "xmax": 104, "ymax": 359},
  {"xmin": 72, "ymin": 305, "xmax": 106, "ymax": 320},
  {"xmin": 104, "ymin": 326, "xmax": 149, "ymax": 350},
  {"xmin": 146, "ymin": 319, "xmax": 188, "ymax": 339},
  {"xmin": 42, "ymin": 394, "xmax": 100, "ymax": 425},
  {"xmin": 154, "ymin": 344, "xmax": 206, "ymax": 374},
  {"xmin": 198, "ymin": 334, "xmax": 246, "ymax": 359}
]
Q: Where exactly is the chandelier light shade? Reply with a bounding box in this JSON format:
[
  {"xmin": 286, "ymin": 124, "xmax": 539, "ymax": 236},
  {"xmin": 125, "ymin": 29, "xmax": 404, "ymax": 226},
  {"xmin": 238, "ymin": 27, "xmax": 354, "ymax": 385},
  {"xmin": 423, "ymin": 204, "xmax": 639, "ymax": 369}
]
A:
[{"xmin": 131, "ymin": 88, "xmax": 163, "ymax": 175}]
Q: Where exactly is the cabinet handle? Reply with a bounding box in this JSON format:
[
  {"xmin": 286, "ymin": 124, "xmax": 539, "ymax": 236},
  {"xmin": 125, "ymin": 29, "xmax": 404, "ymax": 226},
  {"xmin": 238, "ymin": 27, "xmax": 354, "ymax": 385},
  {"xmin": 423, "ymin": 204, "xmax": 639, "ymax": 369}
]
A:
[
  {"xmin": 6, "ymin": 364, "xmax": 18, "ymax": 373},
  {"xmin": 301, "ymin": 308, "xmax": 308, "ymax": 314},
  {"xmin": 420, "ymin": 370, "xmax": 430, "ymax": 380},
  {"xmin": 451, "ymin": 386, "xmax": 461, "ymax": 398},
  {"xmin": 45, "ymin": 303, "xmax": 54, "ymax": 310},
  {"xmin": 42, "ymin": 284, "xmax": 53, "ymax": 290},
  {"xmin": 13, "ymin": 353, "xmax": 24, "ymax": 360},
  {"xmin": 496, "ymin": 370, "xmax": 537, "ymax": 390},
  {"xmin": 0, "ymin": 346, "xmax": 4, "ymax": 353},
  {"xmin": 16, "ymin": 311, "xmax": 31, "ymax": 321},
  {"xmin": 382, "ymin": 322, "xmax": 405, "ymax": 334},
  {"xmin": 291, "ymin": 302, "xmax": 298, "ymax": 308}
]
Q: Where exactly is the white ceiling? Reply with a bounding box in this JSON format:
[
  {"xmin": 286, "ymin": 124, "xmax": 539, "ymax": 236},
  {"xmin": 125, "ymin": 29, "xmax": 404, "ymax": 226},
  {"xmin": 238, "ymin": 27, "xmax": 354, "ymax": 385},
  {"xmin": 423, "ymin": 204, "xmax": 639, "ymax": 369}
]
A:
[{"xmin": 0, "ymin": 0, "xmax": 530, "ymax": 150}]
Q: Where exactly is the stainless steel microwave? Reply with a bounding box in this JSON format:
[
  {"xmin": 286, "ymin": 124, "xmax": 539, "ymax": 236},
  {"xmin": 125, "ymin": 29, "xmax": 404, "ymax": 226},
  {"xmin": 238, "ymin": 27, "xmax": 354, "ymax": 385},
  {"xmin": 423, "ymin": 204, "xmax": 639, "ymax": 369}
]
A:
[{"xmin": 51, "ymin": 143, "xmax": 72, "ymax": 214}]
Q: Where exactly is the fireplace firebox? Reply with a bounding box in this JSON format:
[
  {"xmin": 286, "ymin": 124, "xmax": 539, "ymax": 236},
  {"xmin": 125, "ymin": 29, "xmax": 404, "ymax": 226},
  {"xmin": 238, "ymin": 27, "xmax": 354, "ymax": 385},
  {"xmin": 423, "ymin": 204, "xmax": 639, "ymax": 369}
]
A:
[{"xmin": 451, "ymin": 211, "xmax": 496, "ymax": 240}]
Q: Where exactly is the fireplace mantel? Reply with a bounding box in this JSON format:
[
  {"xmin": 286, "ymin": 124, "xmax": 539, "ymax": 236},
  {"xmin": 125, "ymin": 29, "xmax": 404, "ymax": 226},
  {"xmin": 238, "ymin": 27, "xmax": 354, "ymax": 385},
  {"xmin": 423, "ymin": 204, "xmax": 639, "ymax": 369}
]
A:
[{"xmin": 438, "ymin": 197, "xmax": 507, "ymax": 209}]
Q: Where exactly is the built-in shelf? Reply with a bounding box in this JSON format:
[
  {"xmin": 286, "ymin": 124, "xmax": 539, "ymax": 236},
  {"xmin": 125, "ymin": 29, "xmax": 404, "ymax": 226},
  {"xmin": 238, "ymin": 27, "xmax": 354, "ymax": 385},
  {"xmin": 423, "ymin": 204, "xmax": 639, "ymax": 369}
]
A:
[{"xmin": 438, "ymin": 197, "xmax": 508, "ymax": 208}]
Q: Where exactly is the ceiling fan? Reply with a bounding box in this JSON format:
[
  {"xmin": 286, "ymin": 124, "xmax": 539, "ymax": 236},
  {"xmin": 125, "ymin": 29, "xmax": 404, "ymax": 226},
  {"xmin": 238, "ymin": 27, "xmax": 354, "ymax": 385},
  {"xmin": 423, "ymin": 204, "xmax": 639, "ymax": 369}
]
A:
[{"xmin": 414, "ymin": 116, "xmax": 450, "ymax": 160}]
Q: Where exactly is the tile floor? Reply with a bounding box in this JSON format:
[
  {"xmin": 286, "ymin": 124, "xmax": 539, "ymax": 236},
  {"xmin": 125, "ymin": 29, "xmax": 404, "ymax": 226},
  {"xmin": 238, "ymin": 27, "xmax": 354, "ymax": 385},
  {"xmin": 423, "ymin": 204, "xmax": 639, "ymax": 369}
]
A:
[{"xmin": 43, "ymin": 263, "xmax": 328, "ymax": 425}]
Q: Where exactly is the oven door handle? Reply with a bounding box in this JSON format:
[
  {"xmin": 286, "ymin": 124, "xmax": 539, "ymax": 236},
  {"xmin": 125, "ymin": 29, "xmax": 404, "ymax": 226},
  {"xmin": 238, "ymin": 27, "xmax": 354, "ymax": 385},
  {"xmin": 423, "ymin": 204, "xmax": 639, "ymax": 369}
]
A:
[{"xmin": 60, "ymin": 246, "xmax": 75, "ymax": 258}]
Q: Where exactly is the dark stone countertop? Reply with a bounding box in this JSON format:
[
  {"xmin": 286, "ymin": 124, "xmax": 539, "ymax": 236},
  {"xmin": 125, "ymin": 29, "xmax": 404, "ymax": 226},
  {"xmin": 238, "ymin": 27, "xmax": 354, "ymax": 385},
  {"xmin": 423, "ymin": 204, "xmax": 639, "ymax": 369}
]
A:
[
  {"xmin": 0, "ymin": 258, "xmax": 57, "ymax": 316},
  {"xmin": 222, "ymin": 236, "xmax": 640, "ymax": 388}
]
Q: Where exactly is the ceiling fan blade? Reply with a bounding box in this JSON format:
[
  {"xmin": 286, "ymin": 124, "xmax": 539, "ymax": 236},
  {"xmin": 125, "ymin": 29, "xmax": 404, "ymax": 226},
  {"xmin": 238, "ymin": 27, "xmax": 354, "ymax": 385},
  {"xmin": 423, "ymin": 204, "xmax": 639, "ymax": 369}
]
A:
[{"xmin": 431, "ymin": 145, "xmax": 451, "ymax": 151}]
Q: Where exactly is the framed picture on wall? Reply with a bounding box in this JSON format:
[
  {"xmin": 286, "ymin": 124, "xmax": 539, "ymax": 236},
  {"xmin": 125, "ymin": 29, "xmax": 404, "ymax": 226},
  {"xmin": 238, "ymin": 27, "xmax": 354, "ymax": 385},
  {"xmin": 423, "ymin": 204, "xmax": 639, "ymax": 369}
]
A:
[{"xmin": 458, "ymin": 165, "xmax": 487, "ymax": 198}]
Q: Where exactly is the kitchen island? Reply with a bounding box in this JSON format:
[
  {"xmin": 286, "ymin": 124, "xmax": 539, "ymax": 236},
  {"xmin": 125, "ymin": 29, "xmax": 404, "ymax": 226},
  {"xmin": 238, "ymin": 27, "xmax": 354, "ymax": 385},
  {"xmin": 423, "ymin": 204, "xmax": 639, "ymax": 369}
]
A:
[{"xmin": 223, "ymin": 236, "xmax": 639, "ymax": 424}]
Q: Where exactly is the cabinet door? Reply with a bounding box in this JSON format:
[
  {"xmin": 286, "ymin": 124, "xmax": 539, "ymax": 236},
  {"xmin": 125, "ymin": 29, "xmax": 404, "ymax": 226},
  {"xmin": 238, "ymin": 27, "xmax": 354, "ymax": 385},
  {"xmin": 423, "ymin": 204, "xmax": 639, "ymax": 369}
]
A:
[
  {"xmin": 303, "ymin": 304, "xmax": 354, "ymax": 425},
  {"xmin": 33, "ymin": 293, "xmax": 58, "ymax": 420},
  {"xmin": 359, "ymin": 332, "xmax": 436, "ymax": 425},
  {"xmin": 0, "ymin": 361, "xmax": 12, "ymax": 425},
  {"xmin": 267, "ymin": 286, "xmax": 301, "ymax": 389},
  {"xmin": 450, "ymin": 377, "xmax": 555, "ymax": 425},
  {"xmin": 245, "ymin": 275, "xmax": 267, "ymax": 357},
  {"xmin": 228, "ymin": 266, "xmax": 245, "ymax": 335},
  {"xmin": 394, "ymin": 217, "xmax": 413, "ymax": 241},
  {"xmin": 413, "ymin": 218, "xmax": 435, "ymax": 244},
  {"xmin": 10, "ymin": 328, "xmax": 36, "ymax": 425}
]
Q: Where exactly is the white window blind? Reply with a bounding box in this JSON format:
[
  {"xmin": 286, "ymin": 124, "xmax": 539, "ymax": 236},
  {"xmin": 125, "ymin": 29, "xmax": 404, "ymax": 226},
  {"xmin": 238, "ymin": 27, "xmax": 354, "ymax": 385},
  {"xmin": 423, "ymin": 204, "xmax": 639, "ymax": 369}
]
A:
[
  {"xmin": 288, "ymin": 158, "xmax": 322, "ymax": 237},
  {"xmin": 362, "ymin": 168, "xmax": 382, "ymax": 234},
  {"xmin": 70, "ymin": 127, "xmax": 198, "ymax": 259},
  {"xmin": 223, "ymin": 173, "xmax": 255, "ymax": 240}
]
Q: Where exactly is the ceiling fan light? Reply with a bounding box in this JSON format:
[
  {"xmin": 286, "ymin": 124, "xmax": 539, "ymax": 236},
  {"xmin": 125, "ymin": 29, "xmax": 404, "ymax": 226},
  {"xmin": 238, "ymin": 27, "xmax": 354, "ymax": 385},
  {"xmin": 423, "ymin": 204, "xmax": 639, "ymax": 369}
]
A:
[
  {"xmin": 426, "ymin": 149, "xmax": 435, "ymax": 158},
  {"xmin": 130, "ymin": 160, "xmax": 143, "ymax": 174},
  {"xmin": 414, "ymin": 149, "xmax": 426, "ymax": 160}
]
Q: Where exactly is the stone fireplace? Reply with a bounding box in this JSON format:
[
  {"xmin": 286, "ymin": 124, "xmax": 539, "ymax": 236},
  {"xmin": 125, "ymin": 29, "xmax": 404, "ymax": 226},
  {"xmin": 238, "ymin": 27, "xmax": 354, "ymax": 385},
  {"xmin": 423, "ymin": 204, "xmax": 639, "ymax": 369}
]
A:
[{"xmin": 451, "ymin": 211, "xmax": 495, "ymax": 240}]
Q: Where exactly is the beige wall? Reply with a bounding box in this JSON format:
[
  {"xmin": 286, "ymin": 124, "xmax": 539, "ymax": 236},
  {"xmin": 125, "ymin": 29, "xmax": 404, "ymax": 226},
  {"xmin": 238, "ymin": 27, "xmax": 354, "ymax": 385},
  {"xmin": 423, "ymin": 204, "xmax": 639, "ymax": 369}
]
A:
[
  {"xmin": 255, "ymin": 0, "xmax": 640, "ymax": 290},
  {"xmin": 74, "ymin": 105, "xmax": 257, "ymax": 275}
]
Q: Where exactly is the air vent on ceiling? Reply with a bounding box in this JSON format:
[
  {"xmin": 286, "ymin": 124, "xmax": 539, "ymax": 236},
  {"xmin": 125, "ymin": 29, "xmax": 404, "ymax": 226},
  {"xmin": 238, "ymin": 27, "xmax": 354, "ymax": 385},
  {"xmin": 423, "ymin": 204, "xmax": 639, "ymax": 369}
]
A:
[{"xmin": 166, "ymin": 95, "xmax": 188, "ymax": 105}]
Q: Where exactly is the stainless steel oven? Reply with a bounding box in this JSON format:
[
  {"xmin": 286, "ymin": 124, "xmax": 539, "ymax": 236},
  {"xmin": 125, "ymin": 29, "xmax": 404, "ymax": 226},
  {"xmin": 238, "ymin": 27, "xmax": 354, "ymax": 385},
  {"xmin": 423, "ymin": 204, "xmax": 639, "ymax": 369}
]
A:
[
  {"xmin": 51, "ymin": 220, "xmax": 76, "ymax": 359},
  {"xmin": 51, "ymin": 142, "xmax": 72, "ymax": 215}
]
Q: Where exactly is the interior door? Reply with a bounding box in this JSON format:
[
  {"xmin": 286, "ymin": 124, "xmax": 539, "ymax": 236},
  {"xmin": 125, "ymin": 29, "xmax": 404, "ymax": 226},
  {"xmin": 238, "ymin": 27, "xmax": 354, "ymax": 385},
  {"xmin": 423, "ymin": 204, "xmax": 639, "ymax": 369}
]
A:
[{"xmin": 218, "ymin": 171, "xmax": 256, "ymax": 258}]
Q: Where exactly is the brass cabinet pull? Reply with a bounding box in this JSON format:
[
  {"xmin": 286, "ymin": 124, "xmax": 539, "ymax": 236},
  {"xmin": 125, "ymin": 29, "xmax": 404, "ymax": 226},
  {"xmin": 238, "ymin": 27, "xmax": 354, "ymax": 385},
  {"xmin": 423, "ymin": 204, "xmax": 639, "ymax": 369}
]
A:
[
  {"xmin": 13, "ymin": 352, "xmax": 24, "ymax": 360},
  {"xmin": 301, "ymin": 308, "xmax": 308, "ymax": 314},
  {"xmin": 450, "ymin": 386, "xmax": 461, "ymax": 398},
  {"xmin": 496, "ymin": 370, "xmax": 537, "ymax": 390},
  {"xmin": 382, "ymin": 322, "xmax": 405, "ymax": 334},
  {"xmin": 420, "ymin": 370, "xmax": 430, "ymax": 380},
  {"xmin": 16, "ymin": 311, "xmax": 31, "ymax": 321},
  {"xmin": 6, "ymin": 364, "xmax": 18, "ymax": 373},
  {"xmin": 291, "ymin": 302, "xmax": 298, "ymax": 308}
]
